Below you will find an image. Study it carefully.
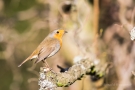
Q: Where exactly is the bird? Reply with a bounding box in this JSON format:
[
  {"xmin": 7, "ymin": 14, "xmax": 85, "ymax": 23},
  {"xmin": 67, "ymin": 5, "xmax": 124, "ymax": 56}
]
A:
[{"xmin": 18, "ymin": 29, "xmax": 67, "ymax": 67}]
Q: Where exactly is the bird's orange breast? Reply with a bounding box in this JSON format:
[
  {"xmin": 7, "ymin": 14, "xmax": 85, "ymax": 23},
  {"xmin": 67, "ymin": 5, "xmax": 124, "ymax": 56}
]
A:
[{"xmin": 54, "ymin": 34, "xmax": 62, "ymax": 46}]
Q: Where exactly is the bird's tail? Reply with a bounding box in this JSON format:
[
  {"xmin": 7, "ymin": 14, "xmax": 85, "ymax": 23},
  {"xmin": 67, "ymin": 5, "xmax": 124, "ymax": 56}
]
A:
[
  {"xmin": 18, "ymin": 54, "xmax": 38, "ymax": 67},
  {"xmin": 18, "ymin": 58, "xmax": 30, "ymax": 67}
]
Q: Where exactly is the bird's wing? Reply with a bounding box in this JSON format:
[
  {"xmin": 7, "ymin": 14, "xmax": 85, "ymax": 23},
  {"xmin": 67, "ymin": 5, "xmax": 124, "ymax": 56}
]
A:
[
  {"xmin": 18, "ymin": 38, "xmax": 59, "ymax": 67},
  {"xmin": 35, "ymin": 46, "xmax": 55, "ymax": 63}
]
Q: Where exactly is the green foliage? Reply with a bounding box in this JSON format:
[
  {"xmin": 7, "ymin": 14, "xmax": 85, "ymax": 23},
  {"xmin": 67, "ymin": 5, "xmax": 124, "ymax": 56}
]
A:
[
  {"xmin": 3, "ymin": 0, "xmax": 36, "ymax": 17},
  {"xmin": 14, "ymin": 20, "xmax": 30, "ymax": 33},
  {"xmin": 0, "ymin": 60, "xmax": 13, "ymax": 90}
]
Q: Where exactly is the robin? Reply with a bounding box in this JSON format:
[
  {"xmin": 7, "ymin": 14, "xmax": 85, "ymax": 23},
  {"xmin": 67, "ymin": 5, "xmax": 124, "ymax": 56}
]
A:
[{"xmin": 18, "ymin": 29, "xmax": 67, "ymax": 67}]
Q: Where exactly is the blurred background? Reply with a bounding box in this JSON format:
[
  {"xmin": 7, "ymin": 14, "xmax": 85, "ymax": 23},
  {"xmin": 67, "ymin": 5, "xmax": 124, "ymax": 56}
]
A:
[{"xmin": 0, "ymin": 0, "xmax": 135, "ymax": 90}]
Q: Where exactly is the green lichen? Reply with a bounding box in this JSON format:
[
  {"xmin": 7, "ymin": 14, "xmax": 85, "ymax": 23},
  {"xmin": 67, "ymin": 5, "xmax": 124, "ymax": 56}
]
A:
[{"xmin": 56, "ymin": 82, "xmax": 64, "ymax": 87}]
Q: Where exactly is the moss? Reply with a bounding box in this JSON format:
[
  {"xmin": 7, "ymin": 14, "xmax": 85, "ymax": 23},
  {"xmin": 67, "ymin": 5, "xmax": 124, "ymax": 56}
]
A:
[
  {"xmin": 56, "ymin": 82, "xmax": 64, "ymax": 87},
  {"xmin": 98, "ymin": 73, "xmax": 104, "ymax": 78}
]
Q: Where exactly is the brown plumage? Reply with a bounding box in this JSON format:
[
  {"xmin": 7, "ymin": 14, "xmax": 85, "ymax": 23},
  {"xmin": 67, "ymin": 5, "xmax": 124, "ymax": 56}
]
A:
[{"xmin": 18, "ymin": 29, "xmax": 67, "ymax": 67}]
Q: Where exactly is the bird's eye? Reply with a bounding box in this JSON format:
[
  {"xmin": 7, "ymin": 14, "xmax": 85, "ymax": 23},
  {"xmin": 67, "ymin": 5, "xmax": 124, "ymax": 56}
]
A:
[{"xmin": 57, "ymin": 31, "xmax": 59, "ymax": 34}]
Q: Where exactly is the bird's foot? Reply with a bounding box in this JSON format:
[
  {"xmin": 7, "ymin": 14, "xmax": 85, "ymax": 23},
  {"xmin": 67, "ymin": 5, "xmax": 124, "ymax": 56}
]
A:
[
  {"xmin": 42, "ymin": 67, "xmax": 51, "ymax": 72},
  {"xmin": 43, "ymin": 67, "xmax": 54, "ymax": 73}
]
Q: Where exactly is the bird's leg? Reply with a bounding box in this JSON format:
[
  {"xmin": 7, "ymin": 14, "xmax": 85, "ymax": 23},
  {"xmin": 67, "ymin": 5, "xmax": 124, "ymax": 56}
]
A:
[
  {"xmin": 42, "ymin": 60, "xmax": 47, "ymax": 67},
  {"xmin": 41, "ymin": 60, "xmax": 50, "ymax": 72},
  {"xmin": 45, "ymin": 60, "xmax": 52, "ymax": 70},
  {"xmin": 43, "ymin": 59, "xmax": 52, "ymax": 71}
]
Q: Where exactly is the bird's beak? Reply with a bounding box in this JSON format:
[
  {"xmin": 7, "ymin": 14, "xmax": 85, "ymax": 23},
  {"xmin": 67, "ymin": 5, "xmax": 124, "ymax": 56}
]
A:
[{"xmin": 64, "ymin": 31, "xmax": 68, "ymax": 33}]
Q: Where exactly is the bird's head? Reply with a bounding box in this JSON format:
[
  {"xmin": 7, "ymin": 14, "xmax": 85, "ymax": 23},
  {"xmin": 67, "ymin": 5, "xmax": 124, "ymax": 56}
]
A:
[{"xmin": 49, "ymin": 29, "xmax": 68, "ymax": 39}]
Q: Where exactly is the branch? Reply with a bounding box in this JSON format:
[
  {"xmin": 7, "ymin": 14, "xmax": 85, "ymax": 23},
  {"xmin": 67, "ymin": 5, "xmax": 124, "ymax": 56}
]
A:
[{"xmin": 38, "ymin": 59, "xmax": 105, "ymax": 90}]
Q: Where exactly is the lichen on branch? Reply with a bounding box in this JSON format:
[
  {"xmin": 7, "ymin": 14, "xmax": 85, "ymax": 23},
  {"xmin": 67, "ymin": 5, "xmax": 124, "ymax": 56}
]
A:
[{"xmin": 38, "ymin": 59, "xmax": 104, "ymax": 90}]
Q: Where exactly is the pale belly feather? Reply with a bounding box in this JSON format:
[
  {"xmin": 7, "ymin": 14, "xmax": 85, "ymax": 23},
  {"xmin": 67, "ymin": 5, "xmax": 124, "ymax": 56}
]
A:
[{"xmin": 48, "ymin": 42, "xmax": 61, "ymax": 57}]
